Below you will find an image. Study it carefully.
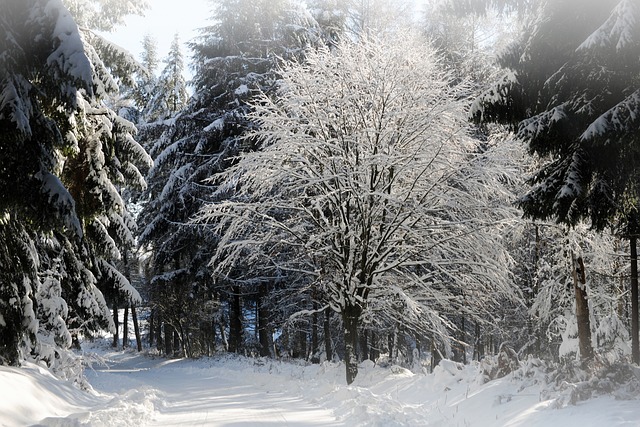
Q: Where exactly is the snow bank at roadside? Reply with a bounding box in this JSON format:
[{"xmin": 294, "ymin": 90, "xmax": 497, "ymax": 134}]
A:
[{"xmin": 2, "ymin": 346, "xmax": 640, "ymax": 427}]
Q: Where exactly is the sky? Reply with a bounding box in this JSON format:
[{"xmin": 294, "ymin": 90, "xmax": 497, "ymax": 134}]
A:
[{"xmin": 102, "ymin": 0, "xmax": 212, "ymax": 80}]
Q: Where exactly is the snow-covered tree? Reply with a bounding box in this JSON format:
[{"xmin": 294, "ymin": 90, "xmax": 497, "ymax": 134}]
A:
[
  {"xmin": 64, "ymin": 0, "xmax": 148, "ymax": 32},
  {"xmin": 0, "ymin": 0, "xmax": 151, "ymax": 368},
  {"xmin": 138, "ymin": 0, "xmax": 320, "ymax": 357},
  {"xmin": 144, "ymin": 34, "xmax": 189, "ymax": 122},
  {"xmin": 197, "ymin": 34, "xmax": 518, "ymax": 384},
  {"xmin": 472, "ymin": 0, "xmax": 640, "ymax": 363}
]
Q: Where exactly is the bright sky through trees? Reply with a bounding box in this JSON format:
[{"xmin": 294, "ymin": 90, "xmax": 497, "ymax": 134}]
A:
[{"xmin": 101, "ymin": 0, "xmax": 210, "ymax": 79}]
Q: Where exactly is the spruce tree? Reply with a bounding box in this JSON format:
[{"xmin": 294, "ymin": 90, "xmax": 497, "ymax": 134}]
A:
[
  {"xmin": 144, "ymin": 34, "xmax": 189, "ymax": 122},
  {"xmin": 0, "ymin": 0, "xmax": 152, "ymax": 367},
  {"xmin": 138, "ymin": 0, "xmax": 320, "ymax": 357},
  {"xmin": 472, "ymin": 0, "xmax": 640, "ymax": 362}
]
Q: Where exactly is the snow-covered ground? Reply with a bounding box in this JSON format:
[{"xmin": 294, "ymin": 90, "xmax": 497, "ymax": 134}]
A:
[{"xmin": 2, "ymin": 338, "xmax": 640, "ymax": 427}]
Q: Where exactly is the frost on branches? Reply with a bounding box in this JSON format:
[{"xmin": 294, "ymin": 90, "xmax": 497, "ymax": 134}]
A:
[
  {"xmin": 0, "ymin": 0, "xmax": 150, "ymax": 370},
  {"xmin": 197, "ymin": 34, "xmax": 519, "ymax": 384}
]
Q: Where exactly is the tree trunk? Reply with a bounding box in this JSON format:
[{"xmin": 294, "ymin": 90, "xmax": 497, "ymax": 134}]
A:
[
  {"xmin": 324, "ymin": 308, "xmax": 333, "ymax": 362},
  {"xmin": 156, "ymin": 316, "xmax": 164, "ymax": 353},
  {"xmin": 431, "ymin": 338, "xmax": 443, "ymax": 371},
  {"xmin": 342, "ymin": 303, "xmax": 361, "ymax": 385},
  {"xmin": 229, "ymin": 288, "xmax": 243, "ymax": 353},
  {"xmin": 149, "ymin": 309, "xmax": 155, "ymax": 347},
  {"xmin": 112, "ymin": 302, "xmax": 119, "ymax": 348},
  {"xmin": 360, "ymin": 328, "xmax": 369, "ymax": 361},
  {"xmin": 122, "ymin": 305, "xmax": 129, "ymax": 348},
  {"xmin": 174, "ymin": 328, "xmax": 182, "ymax": 357},
  {"xmin": 311, "ymin": 301, "xmax": 319, "ymax": 363},
  {"xmin": 369, "ymin": 331, "xmax": 379, "ymax": 362},
  {"xmin": 164, "ymin": 323, "xmax": 174, "ymax": 356},
  {"xmin": 132, "ymin": 305, "xmax": 142, "ymax": 352},
  {"xmin": 572, "ymin": 254, "xmax": 593, "ymax": 362},
  {"xmin": 257, "ymin": 287, "xmax": 273, "ymax": 357},
  {"xmin": 473, "ymin": 322, "xmax": 484, "ymax": 361},
  {"xmin": 631, "ymin": 236, "xmax": 639, "ymax": 364}
]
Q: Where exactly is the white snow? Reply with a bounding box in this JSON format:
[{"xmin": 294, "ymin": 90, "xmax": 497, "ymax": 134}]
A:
[
  {"xmin": 2, "ymin": 335, "xmax": 640, "ymax": 426},
  {"xmin": 204, "ymin": 118, "xmax": 225, "ymax": 132}
]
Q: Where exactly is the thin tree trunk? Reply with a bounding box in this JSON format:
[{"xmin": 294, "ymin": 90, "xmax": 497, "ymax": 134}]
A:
[
  {"xmin": 360, "ymin": 328, "xmax": 369, "ymax": 361},
  {"xmin": 229, "ymin": 288, "xmax": 243, "ymax": 353},
  {"xmin": 174, "ymin": 328, "xmax": 182, "ymax": 357},
  {"xmin": 369, "ymin": 331, "xmax": 379, "ymax": 362},
  {"xmin": 572, "ymin": 254, "xmax": 593, "ymax": 362},
  {"xmin": 132, "ymin": 305, "xmax": 142, "ymax": 352},
  {"xmin": 156, "ymin": 316, "xmax": 164, "ymax": 353},
  {"xmin": 631, "ymin": 236, "xmax": 639, "ymax": 364},
  {"xmin": 324, "ymin": 308, "xmax": 333, "ymax": 362},
  {"xmin": 311, "ymin": 301, "xmax": 319, "ymax": 363},
  {"xmin": 112, "ymin": 302, "xmax": 119, "ymax": 348},
  {"xmin": 257, "ymin": 286, "xmax": 272, "ymax": 357},
  {"xmin": 474, "ymin": 322, "xmax": 484, "ymax": 361},
  {"xmin": 149, "ymin": 308, "xmax": 155, "ymax": 347},
  {"xmin": 164, "ymin": 323, "xmax": 174, "ymax": 356},
  {"xmin": 219, "ymin": 316, "xmax": 228, "ymax": 352},
  {"xmin": 122, "ymin": 305, "xmax": 129, "ymax": 348}
]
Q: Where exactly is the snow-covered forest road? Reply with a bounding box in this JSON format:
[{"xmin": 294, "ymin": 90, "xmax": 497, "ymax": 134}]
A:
[
  {"xmin": 83, "ymin": 349, "xmax": 344, "ymax": 426},
  {"xmin": 3, "ymin": 341, "xmax": 640, "ymax": 426}
]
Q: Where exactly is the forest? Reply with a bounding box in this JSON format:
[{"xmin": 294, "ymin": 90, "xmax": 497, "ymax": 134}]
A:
[{"xmin": 1, "ymin": 0, "xmax": 639, "ymax": 395}]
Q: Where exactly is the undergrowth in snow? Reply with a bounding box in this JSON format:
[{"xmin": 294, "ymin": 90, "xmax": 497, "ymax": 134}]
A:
[{"xmin": 1, "ymin": 338, "xmax": 639, "ymax": 426}]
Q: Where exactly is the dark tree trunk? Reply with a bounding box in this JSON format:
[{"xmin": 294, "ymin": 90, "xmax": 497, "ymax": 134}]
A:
[
  {"xmin": 156, "ymin": 316, "xmax": 163, "ymax": 353},
  {"xmin": 122, "ymin": 306, "xmax": 129, "ymax": 348},
  {"xmin": 149, "ymin": 309, "xmax": 155, "ymax": 347},
  {"xmin": 431, "ymin": 340, "xmax": 443, "ymax": 371},
  {"xmin": 631, "ymin": 236, "xmax": 639, "ymax": 364},
  {"xmin": 360, "ymin": 329, "xmax": 369, "ymax": 361},
  {"xmin": 311, "ymin": 301, "xmax": 319, "ymax": 363},
  {"xmin": 219, "ymin": 319, "xmax": 228, "ymax": 352},
  {"xmin": 572, "ymin": 254, "xmax": 593, "ymax": 362},
  {"xmin": 257, "ymin": 287, "xmax": 273, "ymax": 357},
  {"xmin": 132, "ymin": 305, "xmax": 142, "ymax": 352},
  {"xmin": 164, "ymin": 323, "xmax": 174, "ymax": 356},
  {"xmin": 174, "ymin": 329, "xmax": 181, "ymax": 357},
  {"xmin": 473, "ymin": 322, "xmax": 484, "ymax": 361},
  {"xmin": 297, "ymin": 329, "xmax": 308, "ymax": 360},
  {"xmin": 324, "ymin": 308, "xmax": 333, "ymax": 362},
  {"xmin": 369, "ymin": 331, "xmax": 379, "ymax": 362},
  {"xmin": 229, "ymin": 288, "xmax": 243, "ymax": 353},
  {"xmin": 112, "ymin": 302, "xmax": 119, "ymax": 348},
  {"xmin": 342, "ymin": 303, "xmax": 362, "ymax": 385}
]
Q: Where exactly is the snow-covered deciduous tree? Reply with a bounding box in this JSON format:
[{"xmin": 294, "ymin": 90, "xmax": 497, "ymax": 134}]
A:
[{"xmin": 197, "ymin": 34, "xmax": 518, "ymax": 384}]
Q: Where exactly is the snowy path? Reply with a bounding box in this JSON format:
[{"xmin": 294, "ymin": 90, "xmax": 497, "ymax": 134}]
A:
[
  {"xmin": 84, "ymin": 351, "xmax": 345, "ymax": 426},
  {"xmin": 3, "ymin": 346, "xmax": 640, "ymax": 426}
]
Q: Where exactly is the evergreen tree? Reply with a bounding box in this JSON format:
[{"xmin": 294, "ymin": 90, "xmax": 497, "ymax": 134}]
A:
[
  {"xmin": 138, "ymin": 0, "xmax": 320, "ymax": 358},
  {"xmin": 144, "ymin": 34, "xmax": 189, "ymax": 122},
  {"xmin": 0, "ymin": 0, "xmax": 151, "ymax": 368},
  {"xmin": 472, "ymin": 0, "xmax": 640, "ymax": 362}
]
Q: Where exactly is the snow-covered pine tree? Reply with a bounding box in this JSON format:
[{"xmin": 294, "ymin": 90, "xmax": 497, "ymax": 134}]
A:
[
  {"xmin": 137, "ymin": 0, "xmax": 320, "ymax": 358},
  {"xmin": 57, "ymin": 0, "xmax": 153, "ymax": 343},
  {"xmin": 0, "ymin": 0, "xmax": 86, "ymax": 366},
  {"xmin": 0, "ymin": 0, "xmax": 126, "ymax": 367},
  {"xmin": 144, "ymin": 34, "xmax": 189, "ymax": 122},
  {"xmin": 1, "ymin": 0, "xmax": 153, "ymax": 369},
  {"xmin": 471, "ymin": 0, "xmax": 640, "ymax": 363},
  {"xmin": 197, "ymin": 33, "xmax": 518, "ymax": 384}
]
